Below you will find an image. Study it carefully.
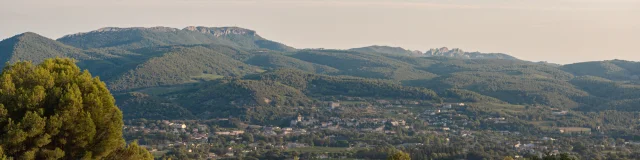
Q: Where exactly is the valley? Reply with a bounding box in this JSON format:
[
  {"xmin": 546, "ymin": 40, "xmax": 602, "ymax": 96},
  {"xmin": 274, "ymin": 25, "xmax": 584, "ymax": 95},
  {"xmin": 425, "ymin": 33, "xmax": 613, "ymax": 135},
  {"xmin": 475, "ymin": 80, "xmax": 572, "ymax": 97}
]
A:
[{"xmin": 1, "ymin": 26, "xmax": 640, "ymax": 159}]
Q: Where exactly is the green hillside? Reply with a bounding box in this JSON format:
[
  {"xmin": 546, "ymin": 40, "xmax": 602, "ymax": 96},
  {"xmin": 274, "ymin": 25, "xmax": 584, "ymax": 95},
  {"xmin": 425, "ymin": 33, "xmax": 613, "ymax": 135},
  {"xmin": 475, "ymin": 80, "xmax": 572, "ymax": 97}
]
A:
[
  {"xmin": 349, "ymin": 45, "xmax": 420, "ymax": 56},
  {"xmin": 562, "ymin": 60, "xmax": 640, "ymax": 81},
  {"xmin": 0, "ymin": 32, "xmax": 91, "ymax": 68},
  {"xmin": 115, "ymin": 92, "xmax": 196, "ymax": 119},
  {"xmin": 257, "ymin": 69, "xmax": 440, "ymax": 100},
  {"xmin": 290, "ymin": 49, "xmax": 438, "ymax": 80},
  {"xmin": 107, "ymin": 46, "xmax": 261, "ymax": 91},
  {"xmin": 244, "ymin": 53, "xmax": 339, "ymax": 74},
  {"xmin": 57, "ymin": 26, "xmax": 295, "ymax": 52}
]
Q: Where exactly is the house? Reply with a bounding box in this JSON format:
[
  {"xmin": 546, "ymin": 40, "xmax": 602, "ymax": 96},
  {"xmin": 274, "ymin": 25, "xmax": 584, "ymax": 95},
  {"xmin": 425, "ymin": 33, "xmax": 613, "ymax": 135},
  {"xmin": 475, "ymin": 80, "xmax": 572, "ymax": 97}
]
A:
[
  {"xmin": 625, "ymin": 141, "xmax": 640, "ymax": 145},
  {"xmin": 216, "ymin": 131, "xmax": 231, "ymax": 135},
  {"xmin": 197, "ymin": 124, "xmax": 208, "ymax": 130},
  {"xmin": 231, "ymin": 130, "xmax": 245, "ymax": 135},
  {"xmin": 399, "ymin": 120, "xmax": 406, "ymax": 126},
  {"xmin": 541, "ymin": 137, "xmax": 556, "ymax": 141},
  {"xmin": 207, "ymin": 153, "xmax": 217, "ymax": 159},
  {"xmin": 514, "ymin": 141, "xmax": 521, "ymax": 148},
  {"xmin": 171, "ymin": 123, "xmax": 187, "ymax": 129},
  {"xmin": 330, "ymin": 102, "xmax": 340, "ymax": 109},
  {"xmin": 390, "ymin": 120, "xmax": 406, "ymax": 126}
]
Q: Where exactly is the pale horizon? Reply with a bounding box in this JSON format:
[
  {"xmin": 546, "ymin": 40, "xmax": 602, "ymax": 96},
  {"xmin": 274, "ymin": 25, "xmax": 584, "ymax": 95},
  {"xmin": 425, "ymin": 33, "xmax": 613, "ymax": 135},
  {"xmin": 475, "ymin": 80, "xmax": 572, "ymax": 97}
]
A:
[{"xmin": 1, "ymin": 0, "xmax": 638, "ymax": 64}]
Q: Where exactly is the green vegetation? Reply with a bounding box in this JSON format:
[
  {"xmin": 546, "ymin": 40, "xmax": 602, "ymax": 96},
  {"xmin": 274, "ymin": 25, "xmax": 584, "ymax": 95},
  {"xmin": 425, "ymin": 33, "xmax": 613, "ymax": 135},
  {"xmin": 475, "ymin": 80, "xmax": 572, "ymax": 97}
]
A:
[
  {"xmin": 288, "ymin": 147, "xmax": 351, "ymax": 153},
  {"xmin": 562, "ymin": 60, "xmax": 640, "ymax": 81},
  {"xmin": 115, "ymin": 92, "xmax": 196, "ymax": 120},
  {"xmin": 0, "ymin": 32, "xmax": 90, "ymax": 68},
  {"xmin": 3, "ymin": 26, "xmax": 640, "ymax": 159},
  {"xmin": 245, "ymin": 53, "xmax": 339, "ymax": 74},
  {"xmin": 57, "ymin": 26, "xmax": 295, "ymax": 52},
  {"xmin": 387, "ymin": 151, "xmax": 411, "ymax": 160},
  {"xmin": 107, "ymin": 46, "xmax": 261, "ymax": 91},
  {"xmin": 350, "ymin": 45, "xmax": 419, "ymax": 56},
  {"xmin": 0, "ymin": 59, "xmax": 151, "ymax": 160},
  {"xmin": 190, "ymin": 73, "xmax": 224, "ymax": 81},
  {"xmin": 3, "ymin": 27, "xmax": 640, "ymax": 119}
]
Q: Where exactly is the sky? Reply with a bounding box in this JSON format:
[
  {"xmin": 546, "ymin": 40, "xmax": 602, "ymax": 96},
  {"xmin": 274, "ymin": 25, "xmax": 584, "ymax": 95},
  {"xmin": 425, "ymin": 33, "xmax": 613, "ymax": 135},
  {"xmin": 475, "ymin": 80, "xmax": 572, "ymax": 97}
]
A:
[{"xmin": 1, "ymin": 0, "xmax": 638, "ymax": 64}]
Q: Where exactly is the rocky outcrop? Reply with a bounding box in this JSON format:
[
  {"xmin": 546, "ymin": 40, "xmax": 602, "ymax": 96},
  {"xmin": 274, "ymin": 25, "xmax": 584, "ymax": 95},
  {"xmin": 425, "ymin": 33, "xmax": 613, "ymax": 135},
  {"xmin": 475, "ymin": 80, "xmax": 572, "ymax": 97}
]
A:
[
  {"xmin": 183, "ymin": 26, "xmax": 257, "ymax": 37},
  {"xmin": 423, "ymin": 47, "xmax": 517, "ymax": 60}
]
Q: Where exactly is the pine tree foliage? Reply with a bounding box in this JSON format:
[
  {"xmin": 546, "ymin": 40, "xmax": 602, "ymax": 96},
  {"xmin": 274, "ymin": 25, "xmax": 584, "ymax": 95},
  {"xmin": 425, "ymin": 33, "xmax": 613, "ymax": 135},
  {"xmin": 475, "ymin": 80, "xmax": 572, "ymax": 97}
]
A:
[{"xmin": 0, "ymin": 58, "xmax": 151, "ymax": 160}]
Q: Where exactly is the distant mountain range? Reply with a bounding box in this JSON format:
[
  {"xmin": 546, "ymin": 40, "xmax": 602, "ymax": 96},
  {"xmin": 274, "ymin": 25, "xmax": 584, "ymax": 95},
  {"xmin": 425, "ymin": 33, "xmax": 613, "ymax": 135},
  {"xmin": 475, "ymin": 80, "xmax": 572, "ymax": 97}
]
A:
[
  {"xmin": 350, "ymin": 45, "xmax": 517, "ymax": 60},
  {"xmin": 1, "ymin": 26, "xmax": 639, "ymax": 121}
]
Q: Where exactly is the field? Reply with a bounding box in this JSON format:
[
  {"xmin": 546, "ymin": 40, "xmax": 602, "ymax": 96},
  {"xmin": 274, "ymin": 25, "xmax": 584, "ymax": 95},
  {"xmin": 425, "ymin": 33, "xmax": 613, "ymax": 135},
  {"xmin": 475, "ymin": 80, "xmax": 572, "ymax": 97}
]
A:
[
  {"xmin": 472, "ymin": 102, "xmax": 526, "ymax": 114},
  {"xmin": 558, "ymin": 127, "xmax": 591, "ymax": 133},
  {"xmin": 287, "ymin": 147, "xmax": 353, "ymax": 153}
]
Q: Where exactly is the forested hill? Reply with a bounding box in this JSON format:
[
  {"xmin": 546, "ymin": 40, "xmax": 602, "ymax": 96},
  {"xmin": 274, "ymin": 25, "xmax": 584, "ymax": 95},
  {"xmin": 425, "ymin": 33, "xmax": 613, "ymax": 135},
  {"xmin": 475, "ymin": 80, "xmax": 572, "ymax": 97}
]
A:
[
  {"xmin": 561, "ymin": 60, "xmax": 640, "ymax": 81},
  {"xmin": 57, "ymin": 26, "xmax": 295, "ymax": 52},
  {"xmin": 0, "ymin": 32, "xmax": 90, "ymax": 68},
  {"xmin": 1, "ymin": 26, "xmax": 639, "ymax": 120}
]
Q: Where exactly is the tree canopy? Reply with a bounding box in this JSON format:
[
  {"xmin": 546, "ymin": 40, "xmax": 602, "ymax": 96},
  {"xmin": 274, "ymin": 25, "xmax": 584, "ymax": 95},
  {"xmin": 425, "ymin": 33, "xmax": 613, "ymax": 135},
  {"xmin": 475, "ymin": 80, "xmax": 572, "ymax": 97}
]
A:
[
  {"xmin": 0, "ymin": 58, "xmax": 150, "ymax": 160},
  {"xmin": 387, "ymin": 150, "xmax": 411, "ymax": 160}
]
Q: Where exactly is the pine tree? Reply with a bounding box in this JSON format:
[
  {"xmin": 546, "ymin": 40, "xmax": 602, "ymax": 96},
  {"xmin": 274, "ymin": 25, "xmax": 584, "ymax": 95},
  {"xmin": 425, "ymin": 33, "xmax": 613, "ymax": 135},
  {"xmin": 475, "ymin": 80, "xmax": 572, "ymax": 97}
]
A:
[{"xmin": 0, "ymin": 58, "xmax": 151, "ymax": 160}]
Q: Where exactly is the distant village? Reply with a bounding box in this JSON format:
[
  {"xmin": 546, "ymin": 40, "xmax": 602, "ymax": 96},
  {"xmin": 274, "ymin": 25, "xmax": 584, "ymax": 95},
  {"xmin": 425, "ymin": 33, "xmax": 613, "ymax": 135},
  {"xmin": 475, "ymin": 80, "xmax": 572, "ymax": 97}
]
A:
[{"xmin": 123, "ymin": 100, "xmax": 640, "ymax": 159}]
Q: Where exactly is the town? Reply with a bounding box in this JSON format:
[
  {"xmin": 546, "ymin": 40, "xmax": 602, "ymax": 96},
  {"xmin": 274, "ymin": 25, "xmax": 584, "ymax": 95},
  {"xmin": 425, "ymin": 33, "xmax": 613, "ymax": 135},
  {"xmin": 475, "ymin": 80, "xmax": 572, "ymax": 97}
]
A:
[{"xmin": 122, "ymin": 100, "xmax": 640, "ymax": 159}]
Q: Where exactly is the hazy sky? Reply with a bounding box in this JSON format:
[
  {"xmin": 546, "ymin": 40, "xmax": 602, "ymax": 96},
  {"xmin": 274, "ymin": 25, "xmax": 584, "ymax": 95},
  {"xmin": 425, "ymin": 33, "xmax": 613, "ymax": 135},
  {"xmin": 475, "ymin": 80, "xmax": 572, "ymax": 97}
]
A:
[{"xmin": 1, "ymin": 0, "xmax": 638, "ymax": 64}]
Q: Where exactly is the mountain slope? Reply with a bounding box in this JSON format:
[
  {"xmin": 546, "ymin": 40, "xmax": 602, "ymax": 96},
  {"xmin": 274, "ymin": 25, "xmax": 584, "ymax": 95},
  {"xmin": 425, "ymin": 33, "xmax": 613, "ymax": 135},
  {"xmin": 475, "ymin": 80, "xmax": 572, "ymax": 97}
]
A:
[
  {"xmin": 244, "ymin": 53, "xmax": 339, "ymax": 74},
  {"xmin": 290, "ymin": 49, "xmax": 438, "ymax": 80},
  {"xmin": 406, "ymin": 58, "xmax": 586, "ymax": 108},
  {"xmin": 107, "ymin": 45, "xmax": 262, "ymax": 91},
  {"xmin": 256, "ymin": 69, "xmax": 440, "ymax": 100},
  {"xmin": 562, "ymin": 60, "xmax": 640, "ymax": 81},
  {"xmin": 57, "ymin": 26, "xmax": 295, "ymax": 52},
  {"xmin": 115, "ymin": 92, "xmax": 196, "ymax": 119},
  {"xmin": 0, "ymin": 32, "xmax": 91, "ymax": 68},
  {"xmin": 349, "ymin": 45, "xmax": 421, "ymax": 56}
]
